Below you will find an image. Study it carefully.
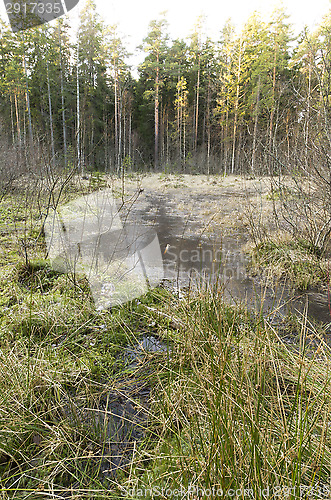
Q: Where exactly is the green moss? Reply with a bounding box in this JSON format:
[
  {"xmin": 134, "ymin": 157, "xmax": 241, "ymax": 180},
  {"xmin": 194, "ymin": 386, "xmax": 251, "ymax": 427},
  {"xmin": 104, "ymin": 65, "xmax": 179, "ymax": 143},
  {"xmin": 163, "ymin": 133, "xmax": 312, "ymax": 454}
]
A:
[{"xmin": 16, "ymin": 260, "xmax": 62, "ymax": 293}]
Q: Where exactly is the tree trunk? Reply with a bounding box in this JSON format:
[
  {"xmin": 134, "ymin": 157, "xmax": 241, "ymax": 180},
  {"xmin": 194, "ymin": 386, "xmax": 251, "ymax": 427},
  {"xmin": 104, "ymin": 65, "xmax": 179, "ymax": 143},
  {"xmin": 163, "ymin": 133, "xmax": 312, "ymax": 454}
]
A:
[
  {"xmin": 59, "ymin": 23, "xmax": 67, "ymax": 168},
  {"xmin": 118, "ymin": 91, "xmax": 122, "ymax": 174},
  {"xmin": 206, "ymin": 71, "xmax": 211, "ymax": 175},
  {"xmin": 10, "ymin": 96, "xmax": 15, "ymax": 145},
  {"xmin": 194, "ymin": 53, "xmax": 200, "ymax": 151},
  {"xmin": 154, "ymin": 51, "xmax": 159, "ymax": 169},
  {"xmin": 46, "ymin": 59, "xmax": 55, "ymax": 162},
  {"xmin": 14, "ymin": 93, "xmax": 21, "ymax": 146},
  {"xmin": 231, "ymin": 40, "xmax": 242, "ymax": 174},
  {"xmin": 76, "ymin": 38, "xmax": 81, "ymax": 173},
  {"xmin": 251, "ymin": 75, "xmax": 260, "ymax": 175},
  {"xmin": 129, "ymin": 112, "xmax": 132, "ymax": 159},
  {"xmin": 22, "ymin": 33, "xmax": 33, "ymax": 144},
  {"xmin": 114, "ymin": 65, "xmax": 119, "ymax": 169},
  {"xmin": 269, "ymin": 42, "xmax": 278, "ymax": 166}
]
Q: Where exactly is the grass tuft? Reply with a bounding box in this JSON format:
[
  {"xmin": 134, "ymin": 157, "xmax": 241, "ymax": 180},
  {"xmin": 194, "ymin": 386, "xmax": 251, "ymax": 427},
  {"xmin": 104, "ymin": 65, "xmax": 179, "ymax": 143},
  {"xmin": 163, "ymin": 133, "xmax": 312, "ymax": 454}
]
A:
[
  {"xmin": 248, "ymin": 234, "xmax": 327, "ymax": 290},
  {"xmin": 127, "ymin": 289, "xmax": 331, "ymax": 498}
]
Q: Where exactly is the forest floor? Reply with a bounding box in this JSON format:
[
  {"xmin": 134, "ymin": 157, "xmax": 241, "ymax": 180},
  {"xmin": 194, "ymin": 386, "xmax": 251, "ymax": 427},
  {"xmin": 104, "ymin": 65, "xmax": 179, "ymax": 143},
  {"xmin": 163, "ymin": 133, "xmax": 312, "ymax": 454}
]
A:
[{"xmin": 0, "ymin": 173, "xmax": 331, "ymax": 497}]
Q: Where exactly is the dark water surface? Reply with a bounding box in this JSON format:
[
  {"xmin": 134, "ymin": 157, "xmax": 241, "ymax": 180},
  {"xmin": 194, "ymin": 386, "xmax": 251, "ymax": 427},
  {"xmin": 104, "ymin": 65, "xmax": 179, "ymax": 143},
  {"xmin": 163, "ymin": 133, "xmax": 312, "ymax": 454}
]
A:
[{"xmin": 130, "ymin": 192, "xmax": 331, "ymax": 328}]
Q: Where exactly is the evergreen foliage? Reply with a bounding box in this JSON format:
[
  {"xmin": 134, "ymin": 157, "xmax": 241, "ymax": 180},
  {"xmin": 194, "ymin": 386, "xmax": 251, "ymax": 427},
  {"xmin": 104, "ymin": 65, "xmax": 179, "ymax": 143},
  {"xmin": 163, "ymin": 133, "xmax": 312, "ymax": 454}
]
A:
[{"xmin": 0, "ymin": 5, "xmax": 330, "ymax": 174}]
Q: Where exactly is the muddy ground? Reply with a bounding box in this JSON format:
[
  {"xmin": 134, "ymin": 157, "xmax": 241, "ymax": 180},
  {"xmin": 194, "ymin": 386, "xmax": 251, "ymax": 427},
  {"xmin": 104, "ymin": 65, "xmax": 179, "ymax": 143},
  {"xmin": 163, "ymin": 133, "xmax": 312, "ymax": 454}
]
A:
[{"xmin": 110, "ymin": 173, "xmax": 276, "ymax": 239}]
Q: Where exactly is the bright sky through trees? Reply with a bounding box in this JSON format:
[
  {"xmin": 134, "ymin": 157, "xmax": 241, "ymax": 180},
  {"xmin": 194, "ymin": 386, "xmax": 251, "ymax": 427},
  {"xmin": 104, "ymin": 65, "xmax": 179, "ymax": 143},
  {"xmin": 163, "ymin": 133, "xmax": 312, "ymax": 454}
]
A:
[
  {"xmin": 0, "ymin": 0, "xmax": 330, "ymax": 74},
  {"xmin": 0, "ymin": 0, "xmax": 330, "ymax": 44},
  {"xmin": 91, "ymin": 0, "xmax": 331, "ymax": 73},
  {"xmin": 97, "ymin": 0, "xmax": 331, "ymax": 43},
  {"xmin": 0, "ymin": 0, "xmax": 330, "ymax": 69}
]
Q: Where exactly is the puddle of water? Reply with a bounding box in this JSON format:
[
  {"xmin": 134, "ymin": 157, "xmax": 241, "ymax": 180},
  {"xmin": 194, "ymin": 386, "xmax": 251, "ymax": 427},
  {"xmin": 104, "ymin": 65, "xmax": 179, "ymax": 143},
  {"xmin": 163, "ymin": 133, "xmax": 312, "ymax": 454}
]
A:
[
  {"xmin": 125, "ymin": 334, "xmax": 170, "ymax": 370},
  {"xmin": 94, "ymin": 334, "xmax": 169, "ymax": 479},
  {"xmin": 128, "ymin": 193, "xmax": 331, "ymax": 327},
  {"xmin": 78, "ymin": 334, "xmax": 170, "ymax": 481}
]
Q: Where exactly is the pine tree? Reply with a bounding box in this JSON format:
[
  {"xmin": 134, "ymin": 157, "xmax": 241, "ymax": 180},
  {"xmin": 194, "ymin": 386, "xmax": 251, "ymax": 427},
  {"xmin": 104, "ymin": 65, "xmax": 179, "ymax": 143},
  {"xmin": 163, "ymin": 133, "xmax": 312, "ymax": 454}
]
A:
[
  {"xmin": 77, "ymin": 0, "xmax": 108, "ymax": 170},
  {"xmin": 139, "ymin": 14, "xmax": 169, "ymax": 169},
  {"xmin": 104, "ymin": 24, "xmax": 130, "ymax": 172}
]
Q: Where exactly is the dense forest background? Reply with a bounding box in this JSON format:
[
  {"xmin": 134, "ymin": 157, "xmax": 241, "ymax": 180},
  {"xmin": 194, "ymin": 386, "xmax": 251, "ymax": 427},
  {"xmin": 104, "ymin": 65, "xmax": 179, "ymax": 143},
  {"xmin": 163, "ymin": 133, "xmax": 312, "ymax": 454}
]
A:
[{"xmin": 0, "ymin": 0, "xmax": 331, "ymax": 176}]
